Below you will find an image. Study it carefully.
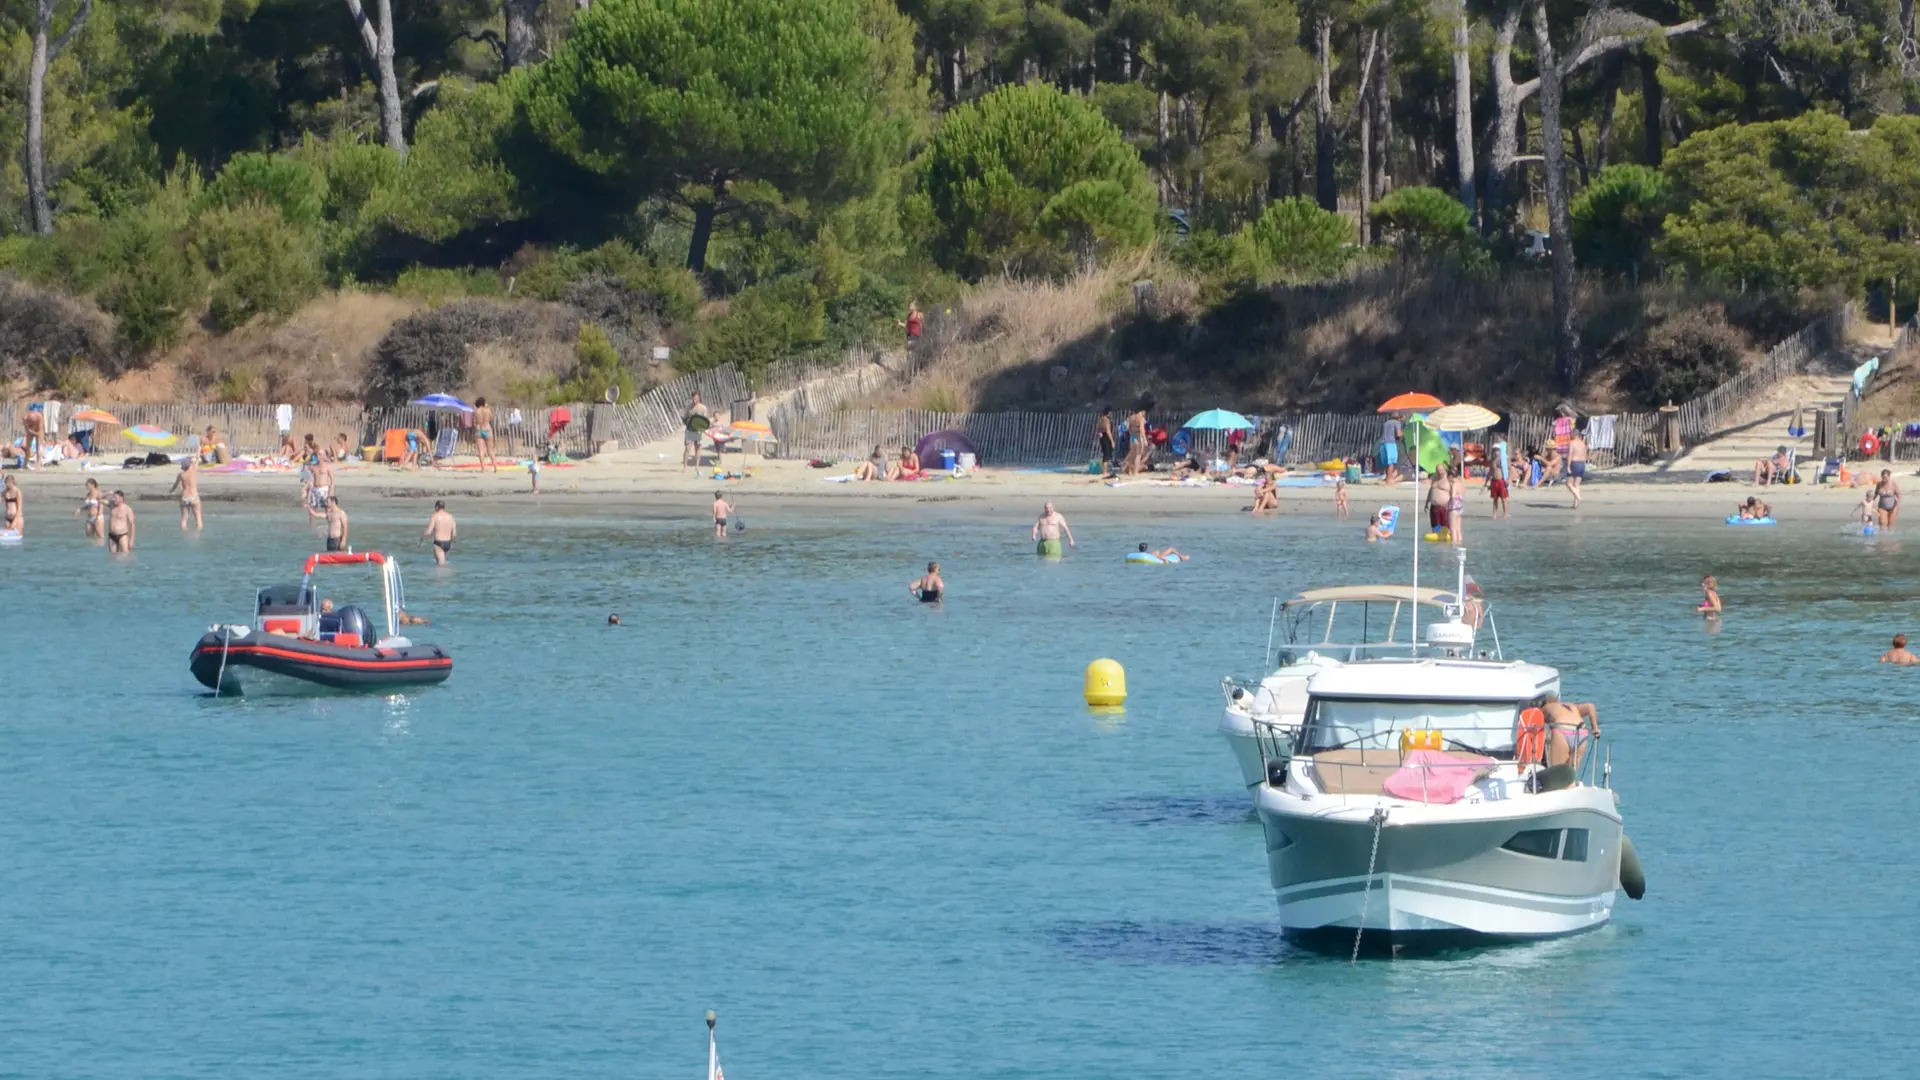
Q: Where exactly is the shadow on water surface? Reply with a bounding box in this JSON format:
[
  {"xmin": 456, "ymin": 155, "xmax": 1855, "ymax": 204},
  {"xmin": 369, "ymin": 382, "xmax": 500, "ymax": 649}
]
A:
[
  {"xmin": 1051, "ymin": 920, "xmax": 1293, "ymax": 966},
  {"xmin": 1089, "ymin": 794, "xmax": 1257, "ymax": 826}
]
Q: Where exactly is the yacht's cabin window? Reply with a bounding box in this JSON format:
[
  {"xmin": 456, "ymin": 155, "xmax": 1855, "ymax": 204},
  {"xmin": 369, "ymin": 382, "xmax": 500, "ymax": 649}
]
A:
[{"xmin": 1299, "ymin": 698, "xmax": 1521, "ymax": 755}]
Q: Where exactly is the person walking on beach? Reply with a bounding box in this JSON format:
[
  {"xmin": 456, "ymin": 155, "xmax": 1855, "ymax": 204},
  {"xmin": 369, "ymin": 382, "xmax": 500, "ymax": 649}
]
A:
[
  {"xmin": 325, "ymin": 495, "xmax": 350, "ymax": 552},
  {"xmin": 1566, "ymin": 430, "xmax": 1588, "ymax": 508},
  {"xmin": 473, "ymin": 397, "xmax": 497, "ymax": 473},
  {"xmin": 106, "ymin": 491, "xmax": 135, "ymax": 554},
  {"xmin": 1379, "ymin": 413, "xmax": 1403, "ymax": 486},
  {"xmin": 1095, "ymin": 407, "xmax": 1116, "ymax": 474},
  {"xmin": 1874, "ymin": 469, "xmax": 1900, "ymax": 529},
  {"xmin": 3, "ymin": 474, "xmax": 23, "ymax": 534},
  {"xmin": 683, "ymin": 392, "xmax": 712, "ymax": 467},
  {"xmin": 424, "ymin": 500, "xmax": 457, "ymax": 564},
  {"xmin": 1881, "ymin": 634, "xmax": 1920, "ymax": 665},
  {"xmin": 712, "ymin": 491, "xmax": 734, "ymax": 539},
  {"xmin": 910, "ymin": 561, "xmax": 944, "ymax": 603},
  {"xmin": 899, "ymin": 300, "xmax": 924, "ymax": 347},
  {"xmin": 170, "ymin": 458, "xmax": 203, "ymax": 530},
  {"xmin": 20, "ymin": 404, "xmax": 43, "ymax": 471},
  {"xmin": 1427, "ymin": 468, "xmax": 1454, "ymax": 535},
  {"xmin": 1123, "ymin": 406, "xmax": 1148, "ymax": 476},
  {"xmin": 1033, "ymin": 502, "xmax": 1076, "ymax": 557}
]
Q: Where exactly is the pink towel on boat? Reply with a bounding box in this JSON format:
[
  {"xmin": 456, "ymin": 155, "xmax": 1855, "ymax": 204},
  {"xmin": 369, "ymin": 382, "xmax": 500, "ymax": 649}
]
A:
[{"xmin": 1381, "ymin": 749, "xmax": 1497, "ymax": 804}]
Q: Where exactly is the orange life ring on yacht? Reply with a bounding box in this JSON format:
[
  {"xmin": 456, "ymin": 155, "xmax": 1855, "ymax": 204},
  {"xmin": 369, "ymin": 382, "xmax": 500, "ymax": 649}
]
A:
[
  {"xmin": 1516, "ymin": 707, "xmax": 1547, "ymax": 764},
  {"xmin": 1860, "ymin": 432, "xmax": 1881, "ymax": 457}
]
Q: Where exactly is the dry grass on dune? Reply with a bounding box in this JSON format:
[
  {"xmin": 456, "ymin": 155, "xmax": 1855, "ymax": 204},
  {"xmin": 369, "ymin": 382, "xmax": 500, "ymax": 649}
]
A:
[
  {"xmin": 162, "ymin": 291, "xmax": 423, "ymax": 405},
  {"xmin": 854, "ymin": 263, "xmax": 1819, "ymax": 416}
]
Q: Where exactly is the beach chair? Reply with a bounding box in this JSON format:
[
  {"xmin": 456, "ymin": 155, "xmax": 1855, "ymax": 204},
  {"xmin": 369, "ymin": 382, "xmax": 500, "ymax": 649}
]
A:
[{"xmin": 433, "ymin": 428, "xmax": 457, "ymax": 463}]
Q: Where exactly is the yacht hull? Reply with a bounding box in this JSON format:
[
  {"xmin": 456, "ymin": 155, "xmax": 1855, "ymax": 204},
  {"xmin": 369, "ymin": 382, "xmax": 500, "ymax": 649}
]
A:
[{"xmin": 1259, "ymin": 787, "xmax": 1621, "ymax": 950}]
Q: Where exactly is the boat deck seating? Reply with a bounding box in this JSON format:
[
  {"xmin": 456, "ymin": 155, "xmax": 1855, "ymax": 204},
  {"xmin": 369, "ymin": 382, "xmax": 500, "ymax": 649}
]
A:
[{"xmin": 1307, "ymin": 748, "xmax": 1405, "ymax": 796}]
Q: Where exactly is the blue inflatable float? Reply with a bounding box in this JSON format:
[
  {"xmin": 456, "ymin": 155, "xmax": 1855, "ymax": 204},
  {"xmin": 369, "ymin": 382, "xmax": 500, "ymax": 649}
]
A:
[
  {"xmin": 1126, "ymin": 551, "xmax": 1185, "ymax": 564},
  {"xmin": 1725, "ymin": 515, "xmax": 1777, "ymax": 526}
]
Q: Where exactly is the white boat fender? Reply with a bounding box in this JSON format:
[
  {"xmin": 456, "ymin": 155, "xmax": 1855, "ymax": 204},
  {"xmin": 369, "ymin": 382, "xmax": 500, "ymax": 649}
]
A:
[{"xmin": 1618, "ymin": 834, "xmax": 1646, "ymax": 900}]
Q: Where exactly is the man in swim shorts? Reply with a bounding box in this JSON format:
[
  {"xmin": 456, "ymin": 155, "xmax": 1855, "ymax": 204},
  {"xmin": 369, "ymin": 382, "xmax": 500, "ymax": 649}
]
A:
[
  {"xmin": 170, "ymin": 457, "xmax": 203, "ymax": 530},
  {"xmin": 307, "ymin": 454, "xmax": 334, "ymax": 521},
  {"xmin": 106, "ymin": 491, "xmax": 135, "ymax": 554},
  {"xmin": 1565, "ymin": 429, "xmax": 1588, "ymax": 508},
  {"xmin": 1032, "ymin": 502, "xmax": 1075, "ymax": 557},
  {"xmin": 1380, "ymin": 414, "xmax": 1402, "ymax": 484},
  {"xmin": 683, "ymin": 392, "xmax": 712, "ymax": 467},
  {"xmin": 1880, "ymin": 634, "xmax": 1919, "ymax": 665},
  {"xmin": 423, "ymin": 500, "xmax": 457, "ymax": 564},
  {"xmin": 712, "ymin": 491, "xmax": 734, "ymax": 539},
  {"xmin": 325, "ymin": 495, "xmax": 349, "ymax": 552}
]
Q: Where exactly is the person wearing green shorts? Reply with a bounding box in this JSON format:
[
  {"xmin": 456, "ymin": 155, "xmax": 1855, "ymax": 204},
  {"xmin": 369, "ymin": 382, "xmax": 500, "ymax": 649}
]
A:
[{"xmin": 1032, "ymin": 501, "xmax": 1076, "ymax": 557}]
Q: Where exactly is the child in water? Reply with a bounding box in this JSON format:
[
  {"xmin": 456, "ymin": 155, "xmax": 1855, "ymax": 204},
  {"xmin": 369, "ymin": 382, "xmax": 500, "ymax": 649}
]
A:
[
  {"xmin": 1334, "ymin": 477, "xmax": 1349, "ymax": 518},
  {"xmin": 1366, "ymin": 513, "xmax": 1386, "ymax": 542}
]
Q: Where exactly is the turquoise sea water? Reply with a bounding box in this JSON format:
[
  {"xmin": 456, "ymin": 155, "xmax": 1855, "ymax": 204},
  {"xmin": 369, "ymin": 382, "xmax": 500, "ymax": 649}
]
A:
[{"xmin": 3, "ymin": 497, "xmax": 1918, "ymax": 1078}]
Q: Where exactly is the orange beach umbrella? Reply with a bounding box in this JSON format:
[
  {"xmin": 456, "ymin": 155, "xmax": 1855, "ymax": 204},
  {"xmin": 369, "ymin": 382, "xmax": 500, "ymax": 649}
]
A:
[{"xmin": 1378, "ymin": 392, "xmax": 1445, "ymax": 413}]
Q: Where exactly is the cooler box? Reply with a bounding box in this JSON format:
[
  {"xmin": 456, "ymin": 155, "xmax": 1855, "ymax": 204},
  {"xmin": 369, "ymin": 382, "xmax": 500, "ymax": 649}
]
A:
[{"xmin": 940, "ymin": 450, "xmax": 956, "ymax": 470}]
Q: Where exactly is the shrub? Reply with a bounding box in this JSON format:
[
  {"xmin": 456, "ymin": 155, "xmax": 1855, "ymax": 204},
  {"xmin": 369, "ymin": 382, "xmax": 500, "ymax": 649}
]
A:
[
  {"xmin": 0, "ymin": 275, "xmax": 118, "ymax": 382},
  {"xmin": 394, "ymin": 266, "xmax": 503, "ymax": 305},
  {"xmin": 193, "ymin": 202, "xmax": 325, "ymax": 331},
  {"xmin": 100, "ymin": 222, "xmax": 204, "ymax": 356},
  {"xmin": 555, "ymin": 323, "xmax": 635, "ymax": 403},
  {"xmin": 1036, "ymin": 179, "xmax": 1156, "ymax": 272},
  {"xmin": 684, "ymin": 276, "xmax": 824, "ymax": 384},
  {"xmin": 203, "ymin": 153, "xmax": 326, "ymax": 229},
  {"xmin": 1370, "ymin": 187, "xmax": 1472, "ymax": 254},
  {"xmin": 1572, "ymin": 165, "xmax": 1667, "ymax": 277},
  {"xmin": 1238, "ymin": 197, "xmax": 1353, "ymax": 282},
  {"xmin": 1619, "ymin": 304, "xmax": 1747, "ymax": 405},
  {"xmin": 372, "ymin": 300, "xmax": 536, "ymax": 400},
  {"xmin": 516, "ymin": 241, "xmax": 702, "ymax": 324},
  {"xmin": 914, "ymin": 82, "xmax": 1155, "ymax": 279}
]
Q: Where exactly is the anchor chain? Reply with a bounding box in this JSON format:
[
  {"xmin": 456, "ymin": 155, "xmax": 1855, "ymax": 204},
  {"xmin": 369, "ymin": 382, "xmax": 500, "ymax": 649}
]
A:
[{"xmin": 1351, "ymin": 806, "xmax": 1389, "ymax": 964}]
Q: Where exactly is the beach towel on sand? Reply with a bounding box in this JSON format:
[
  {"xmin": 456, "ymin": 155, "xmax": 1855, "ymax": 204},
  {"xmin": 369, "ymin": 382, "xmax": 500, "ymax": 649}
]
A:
[{"xmin": 1382, "ymin": 749, "xmax": 1497, "ymax": 804}]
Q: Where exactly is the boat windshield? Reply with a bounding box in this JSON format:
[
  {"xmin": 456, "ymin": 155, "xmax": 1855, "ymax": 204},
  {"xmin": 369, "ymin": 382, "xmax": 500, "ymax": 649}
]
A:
[
  {"xmin": 1299, "ymin": 698, "xmax": 1520, "ymax": 756},
  {"xmin": 1274, "ymin": 596, "xmax": 1491, "ymax": 666}
]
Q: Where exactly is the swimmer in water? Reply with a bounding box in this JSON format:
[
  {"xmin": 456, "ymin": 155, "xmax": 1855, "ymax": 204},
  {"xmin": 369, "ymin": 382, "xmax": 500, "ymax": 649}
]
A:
[
  {"xmin": 1880, "ymin": 634, "xmax": 1919, "ymax": 665},
  {"xmin": 909, "ymin": 561, "xmax": 944, "ymax": 603},
  {"xmin": 713, "ymin": 491, "xmax": 734, "ymax": 539},
  {"xmin": 1365, "ymin": 513, "xmax": 1386, "ymax": 542},
  {"xmin": 1135, "ymin": 542, "xmax": 1185, "ymax": 560},
  {"xmin": 607, "ymin": 614, "xmax": 621, "ymax": 626},
  {"xmin": 1698, "ymin": 575, "xmax": 1722, "ymax": 617},
  {"xmin": 77, "ymin": 478, "xmax": 103, "ymax": 540}
]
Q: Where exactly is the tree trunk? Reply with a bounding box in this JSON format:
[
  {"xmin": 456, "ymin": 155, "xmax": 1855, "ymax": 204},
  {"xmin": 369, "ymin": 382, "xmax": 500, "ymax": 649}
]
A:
[
  {"xmin": 1314, "ymin": 15, "xmax": 1337, "ymax": 211},
  {"xmin": 1486, "ymin": 5, "xmax": 1521, "ymax": 231},
  {"xmin": 1529, "ymin": 0, "xmax": 1581, "ymax": 389},
  {"xmin": 940, "ymin": 52, "xmax": 957, "ymax": 104},
  {"xmin": 1453, "ymin": 0, "xmax": 1476, "ymax": 222},
  {"xmin": 1157, "ymin": 91, "xmax": 1171, "ymax": 204},
  {"xmin": 687, "ymin": 196, "xmax": 718, "ymax": 274},
  {"xmin": 25, "ymin": 0, "xmax": 93, "ymax": 236},
  {"xmin": 1639, "ymin": 52, "xmax": 1664, "ymax": 165},
  {"xmin": 1379, "ymin": 64, "xmax": 1397, "ymax": 214},
  {"xmin": 503, "ymin": 0, "xmax": 543, "ymax": 70},
  {"xmin": 343, "ymin": 0, "xmax": 408, "ymax": 157},
  {"xmin": 1356, "ymin": 30, "xmax": 1380, "ymax": 243},
  {"xmin": 1571, "ymin": 126, "xmax": 1589, "ymax": 187},
  {"xmin": 1595, "ymin": 57, "xmax": 1619, "ymax": 172}
]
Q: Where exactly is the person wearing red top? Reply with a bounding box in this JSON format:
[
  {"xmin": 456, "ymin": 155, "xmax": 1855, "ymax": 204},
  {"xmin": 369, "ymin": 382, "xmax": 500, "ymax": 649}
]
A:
[{"xmin": 902, "ymin": 300, "xmax": 923, "ymax": 344}]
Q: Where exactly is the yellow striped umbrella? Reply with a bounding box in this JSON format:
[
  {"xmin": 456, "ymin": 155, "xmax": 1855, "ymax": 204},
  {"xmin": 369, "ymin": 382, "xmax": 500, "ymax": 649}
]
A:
[{"xmin": 1424, "ymin": 403, "xmax": 1500, "ymax": 432}]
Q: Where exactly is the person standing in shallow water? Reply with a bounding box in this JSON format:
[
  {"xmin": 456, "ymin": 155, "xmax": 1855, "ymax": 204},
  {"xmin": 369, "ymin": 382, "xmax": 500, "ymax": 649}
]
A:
[
  {"xmin": 909, "ymin": 561, "xmax": 943, "ymax": 603},
  {"xmin": 1880, "ymin": 634, "xmax": 1919, "ymax": 665},
  {"xmin": 1032, "ymin": 502, "xmax": 1075, "ymax": 557},
  {"xmin": 712, "ymin": 491, "xmax": 734, "ymax": 539},
  {"xmin": 1698, "ymin": 575, "xmax": 1722, "ymax": 618},
  {"xmin": 423, "ymin": 500, "xmax": 456, "ymax": 564}
]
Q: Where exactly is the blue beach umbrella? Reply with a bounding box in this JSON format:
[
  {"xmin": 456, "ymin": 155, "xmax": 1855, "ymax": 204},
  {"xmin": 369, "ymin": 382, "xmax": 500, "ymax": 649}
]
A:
[
  {"xmin": 1182, "ymin": 408, "xmax": 1257, "ymax": 431},
  {"xmin": 410, "ymin": 394, "xmax": 474, "ymax": 412}
]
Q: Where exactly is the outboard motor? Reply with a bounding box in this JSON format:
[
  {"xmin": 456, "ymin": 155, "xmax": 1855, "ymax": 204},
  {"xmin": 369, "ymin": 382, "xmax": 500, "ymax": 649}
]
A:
[{"xmin": 334, "ymin": 605, "xmax": 375, "ymax": 645}]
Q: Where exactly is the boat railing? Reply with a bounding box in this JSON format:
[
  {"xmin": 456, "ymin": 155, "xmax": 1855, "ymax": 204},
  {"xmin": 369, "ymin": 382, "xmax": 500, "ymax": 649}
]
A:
[{"xmin": 1256, "ymin": 725, "xmax": 1609, "ymax": 804}]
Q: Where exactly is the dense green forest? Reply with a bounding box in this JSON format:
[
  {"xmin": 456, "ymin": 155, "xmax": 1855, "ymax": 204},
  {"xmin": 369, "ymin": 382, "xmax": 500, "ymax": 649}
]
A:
[{"xmin": 1, "ymin": 0, "xmax": 1916, "ymax": 401}]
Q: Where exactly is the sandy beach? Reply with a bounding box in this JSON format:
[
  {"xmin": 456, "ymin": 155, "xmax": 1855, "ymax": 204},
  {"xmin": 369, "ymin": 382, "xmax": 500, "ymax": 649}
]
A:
[{"xmin": 3, "ymin": 437, "xmax": 1904, "ymax": 525}]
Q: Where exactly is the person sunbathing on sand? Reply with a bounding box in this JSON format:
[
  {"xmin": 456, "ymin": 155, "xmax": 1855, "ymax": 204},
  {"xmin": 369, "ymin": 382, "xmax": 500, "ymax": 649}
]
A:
[{"xmin": 1251, "ymin": 474, "xmax": 1278, "ymax": 513}]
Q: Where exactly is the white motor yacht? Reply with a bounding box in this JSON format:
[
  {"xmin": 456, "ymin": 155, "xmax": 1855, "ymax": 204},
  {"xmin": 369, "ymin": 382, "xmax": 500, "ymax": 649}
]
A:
[
  {"xmin": 1249, "ymin": 579, "xmax": 1641, "ymax": 952},
  {"xmin": 1218, "ymin": 574, "xmax": 1498, "ymax": 792}
]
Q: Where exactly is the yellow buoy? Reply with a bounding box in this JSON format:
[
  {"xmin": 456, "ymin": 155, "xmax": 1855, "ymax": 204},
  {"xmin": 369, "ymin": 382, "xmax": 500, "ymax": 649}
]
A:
[{"xmin": 1084, "ymin": 658, "xmax": 1127, "ymax": 707}]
